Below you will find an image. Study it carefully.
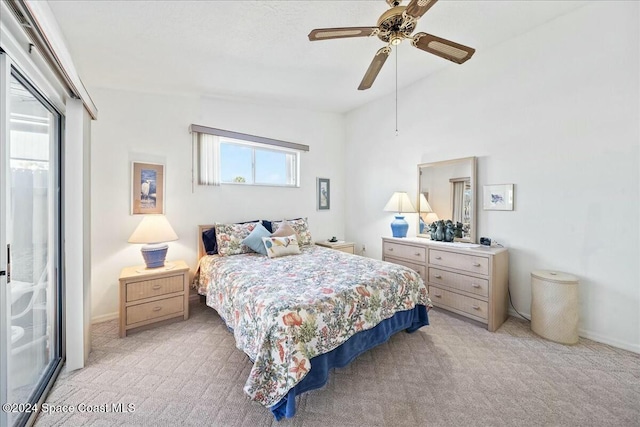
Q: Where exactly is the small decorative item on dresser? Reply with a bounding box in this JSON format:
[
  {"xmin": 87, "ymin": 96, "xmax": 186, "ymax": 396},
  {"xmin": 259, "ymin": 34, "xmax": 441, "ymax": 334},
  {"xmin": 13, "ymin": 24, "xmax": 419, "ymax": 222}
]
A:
[{"xmin": 119, "ymin": 260, "xmax": 190, "ymax": 337}]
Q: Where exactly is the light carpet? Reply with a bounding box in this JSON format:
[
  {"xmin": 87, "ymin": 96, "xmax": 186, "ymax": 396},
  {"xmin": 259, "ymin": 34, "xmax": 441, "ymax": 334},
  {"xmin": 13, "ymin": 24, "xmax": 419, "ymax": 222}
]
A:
[{"xmin": 36, "ymin": 302, "xmax": 640, "ymax": 426}]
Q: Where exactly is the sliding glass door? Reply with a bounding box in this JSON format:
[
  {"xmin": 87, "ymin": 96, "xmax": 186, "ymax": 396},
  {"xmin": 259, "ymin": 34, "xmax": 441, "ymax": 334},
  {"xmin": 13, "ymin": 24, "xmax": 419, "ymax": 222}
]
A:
[{"xmin": 1, "ymin": 54, "xmax": 63, "ymax": 427}]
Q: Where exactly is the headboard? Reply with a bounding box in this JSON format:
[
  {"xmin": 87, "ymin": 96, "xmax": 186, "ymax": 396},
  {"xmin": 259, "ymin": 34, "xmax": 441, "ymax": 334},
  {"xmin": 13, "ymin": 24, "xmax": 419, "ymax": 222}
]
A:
[{"xmin": 198, "ymin": 224, "xmax": 216, "ymax": 261}]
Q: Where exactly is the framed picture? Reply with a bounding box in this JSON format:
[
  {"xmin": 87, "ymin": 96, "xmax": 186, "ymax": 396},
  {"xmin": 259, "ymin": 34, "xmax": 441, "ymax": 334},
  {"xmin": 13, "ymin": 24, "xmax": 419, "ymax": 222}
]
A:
[
  {"xmin": 317, "ymin": 178, "xmax": 330, "ymax": 210},
  {"xmin": 132, "ymin": 162, "xmax": 165, "ymax": 214},
  {"xmin": 483, "ymin": 184, "xmax": 514, "ymax": 211}
]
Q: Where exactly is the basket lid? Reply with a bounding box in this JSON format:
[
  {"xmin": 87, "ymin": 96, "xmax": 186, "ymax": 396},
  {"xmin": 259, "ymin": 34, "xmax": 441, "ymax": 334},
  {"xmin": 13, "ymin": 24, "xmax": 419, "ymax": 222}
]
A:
[{"xmin": 531, "ymin": 270, "xmax": 578, "ymax": 283}]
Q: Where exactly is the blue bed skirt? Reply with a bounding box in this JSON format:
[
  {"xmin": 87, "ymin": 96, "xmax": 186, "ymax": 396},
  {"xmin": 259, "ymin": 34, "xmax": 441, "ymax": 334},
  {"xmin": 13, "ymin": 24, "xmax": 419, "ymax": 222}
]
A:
[{"xmin": 270, "ymin": 304, "xmax": 430, "ymax": 420}]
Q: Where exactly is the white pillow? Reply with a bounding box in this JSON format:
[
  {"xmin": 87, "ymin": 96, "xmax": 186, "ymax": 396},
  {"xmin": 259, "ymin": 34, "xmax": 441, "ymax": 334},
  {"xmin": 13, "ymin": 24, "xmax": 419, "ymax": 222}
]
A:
[{"xmin": 262, "ymin": 235, "xmax": 301, "ymax": 259}]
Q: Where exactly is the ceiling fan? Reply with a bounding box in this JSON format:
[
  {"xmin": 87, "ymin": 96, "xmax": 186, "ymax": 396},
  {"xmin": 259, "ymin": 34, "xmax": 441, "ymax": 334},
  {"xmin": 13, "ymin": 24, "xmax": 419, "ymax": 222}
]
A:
[{"xmin": 308, "ymin": 0, "xmax": 475, "ymax": 90}]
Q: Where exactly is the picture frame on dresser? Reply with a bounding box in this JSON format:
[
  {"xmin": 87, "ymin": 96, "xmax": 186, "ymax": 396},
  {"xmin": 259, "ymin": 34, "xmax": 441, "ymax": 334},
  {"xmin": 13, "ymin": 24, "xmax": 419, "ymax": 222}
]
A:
[{"xmin": 131, "ymin": 161, "xmax": 165, "ymax": 215}]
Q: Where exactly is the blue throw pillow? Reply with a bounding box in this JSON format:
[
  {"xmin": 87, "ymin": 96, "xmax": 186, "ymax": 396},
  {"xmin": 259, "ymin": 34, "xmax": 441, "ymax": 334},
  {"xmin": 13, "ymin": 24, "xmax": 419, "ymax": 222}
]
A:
[{"xmin": 241, "ymin": 223, "xmax": 272, "ymax": 255}]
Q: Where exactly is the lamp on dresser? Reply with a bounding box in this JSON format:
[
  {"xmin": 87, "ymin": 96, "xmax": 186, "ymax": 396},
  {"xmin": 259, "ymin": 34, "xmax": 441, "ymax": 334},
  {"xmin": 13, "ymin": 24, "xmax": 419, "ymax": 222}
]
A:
[
  {"xmin": 419, "ymin": 193, "xmax": 434, "ymax": 234},
  {"xmin": 128, "ymin": 215, "xmax": 178, "ymax": 269},
  {"xmin": 383, "ymin": 191, "xmax": 416, "ymax": 238}
]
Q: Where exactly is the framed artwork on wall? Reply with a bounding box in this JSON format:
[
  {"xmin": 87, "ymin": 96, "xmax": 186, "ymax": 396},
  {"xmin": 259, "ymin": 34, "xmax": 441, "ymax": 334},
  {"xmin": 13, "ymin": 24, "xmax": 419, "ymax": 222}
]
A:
[
  {"xmin": 132, "ymin": 162, "xmax": 165, "ymax": 214},
  {"xmin": 483, "ymin": 184, "xmax": 514, "ymax": 211},
  {"xmin": 317, "ymin": 178, "xmax": 330, "ymax": 210}
]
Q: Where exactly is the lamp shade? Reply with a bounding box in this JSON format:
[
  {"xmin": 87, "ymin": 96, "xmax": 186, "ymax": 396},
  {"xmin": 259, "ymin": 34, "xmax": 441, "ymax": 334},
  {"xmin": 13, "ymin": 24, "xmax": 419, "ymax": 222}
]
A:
[
  {"xmin": 128, "ymin": 215, "xmax": 178, "ymax": 268},
  {"xmin": 419, "ymin": 194, "xmax": 433, "ymax": 213},
  {"xmin": 383, "ymin": 192, "xmax": 416, "ymax": 213},
  {"xmin": 425, "ymin": 212, "xmax": 440, "ymax": 224},
  {"xmin": 128, "ymin": 215, "xmax": 178, "ymax": 244}
]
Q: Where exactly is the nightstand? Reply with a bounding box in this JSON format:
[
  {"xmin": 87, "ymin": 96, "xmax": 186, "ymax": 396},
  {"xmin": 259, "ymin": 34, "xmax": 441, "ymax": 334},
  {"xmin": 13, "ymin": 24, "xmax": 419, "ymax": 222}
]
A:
[
  {"xmin": 315, "ymin": 240, "xmax": 356, "ymax": 254},
  {"xmin": 118, "ymin": 260, "xmax": 190, "ymax": 337}
]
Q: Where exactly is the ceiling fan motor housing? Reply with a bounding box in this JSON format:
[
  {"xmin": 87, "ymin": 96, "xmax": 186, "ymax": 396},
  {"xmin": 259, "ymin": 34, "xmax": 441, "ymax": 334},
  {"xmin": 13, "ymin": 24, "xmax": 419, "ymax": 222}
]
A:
[{"xmin": 377, "ymin": 6, "xmax": 416, "ymax": 44}]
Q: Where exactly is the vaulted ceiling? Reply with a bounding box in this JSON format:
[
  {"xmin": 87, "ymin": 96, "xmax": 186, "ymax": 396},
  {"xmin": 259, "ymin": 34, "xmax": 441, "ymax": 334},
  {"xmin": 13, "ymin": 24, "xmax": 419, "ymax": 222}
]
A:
[{"xmin": 48, "ymin": 1, "xmax": 588, "ymax": 113}]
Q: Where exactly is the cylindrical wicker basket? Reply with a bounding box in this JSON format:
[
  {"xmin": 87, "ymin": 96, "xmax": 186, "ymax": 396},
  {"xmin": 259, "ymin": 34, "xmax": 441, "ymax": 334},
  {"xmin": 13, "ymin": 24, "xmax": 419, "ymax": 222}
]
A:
[{"xmin": 530, "ymin": 270, "xmax": 579, "ymax": 344}]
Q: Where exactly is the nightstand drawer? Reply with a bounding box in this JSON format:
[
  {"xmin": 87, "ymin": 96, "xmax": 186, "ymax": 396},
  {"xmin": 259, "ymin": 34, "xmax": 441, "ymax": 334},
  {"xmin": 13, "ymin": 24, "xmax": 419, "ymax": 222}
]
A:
[
  {"xmin": 429, "ymin": 268, "xmax": 489, "ymax": 297},
  {"xmin": 126, "ymin": 295, "xmax": 184, "ymax": 325},
  {"xmin": 429, "ymin": 249, "xmax": 489, "ymax": 275},
  {"xmin": 383, "ymin": 242, "xmax": 426, "ymax": 263},
  {"xmin": 337, "ymin": 246, "xmax": 355, "ymax": 254},
  {"xmin": 429, "ymin": 285, "xmax": 488, "ymax": 321},
  {"xmin": 126, "ymin": 274, "xmax": 184, "ymax": 302}
]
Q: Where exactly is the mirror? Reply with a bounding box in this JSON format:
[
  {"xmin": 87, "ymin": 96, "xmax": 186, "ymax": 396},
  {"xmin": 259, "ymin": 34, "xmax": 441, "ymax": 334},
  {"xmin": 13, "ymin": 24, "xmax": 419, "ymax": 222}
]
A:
[{"xmin": 417, "ymin": 157, "xmax": 476, "ymax": 243}]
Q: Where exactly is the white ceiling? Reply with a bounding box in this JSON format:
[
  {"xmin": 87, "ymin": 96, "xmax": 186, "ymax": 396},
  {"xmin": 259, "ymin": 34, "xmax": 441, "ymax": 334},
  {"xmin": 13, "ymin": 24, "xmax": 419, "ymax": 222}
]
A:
[{"xmin": 48, "ymin": 0, "xmax": 588, "ymax": 114}]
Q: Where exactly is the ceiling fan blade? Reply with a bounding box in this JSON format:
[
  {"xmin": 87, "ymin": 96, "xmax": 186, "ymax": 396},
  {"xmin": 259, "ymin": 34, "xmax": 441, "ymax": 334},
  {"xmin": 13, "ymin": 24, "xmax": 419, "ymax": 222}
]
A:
[
  {"xmin": 308, "ymin": 27, "xmax": 379, "ymax": 41},
  {"xmin": 412, "ymin": 32, "xmax": 475, "ymax": 64},
  {"xmin": 404, "ymin": 0, "xmax": 438, "ymax": 19},
  {"xmin": 358, "ymin": 47, "xmax": 391, "ymax": 91}
]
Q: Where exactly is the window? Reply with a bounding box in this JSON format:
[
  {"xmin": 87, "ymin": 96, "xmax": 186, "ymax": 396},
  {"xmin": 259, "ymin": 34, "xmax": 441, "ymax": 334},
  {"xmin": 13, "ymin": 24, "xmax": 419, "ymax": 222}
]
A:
[{"xmin": 191, "ymin": 125, "xmax": 308, "ymax": 188}]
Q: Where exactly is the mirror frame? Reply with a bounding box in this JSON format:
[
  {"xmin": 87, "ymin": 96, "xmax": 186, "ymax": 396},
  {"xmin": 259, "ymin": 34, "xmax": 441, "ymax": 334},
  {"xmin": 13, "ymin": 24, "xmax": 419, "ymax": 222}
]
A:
[{"xmin": 417, "ymin": 156, "xmax": 477, "ymax": 243}]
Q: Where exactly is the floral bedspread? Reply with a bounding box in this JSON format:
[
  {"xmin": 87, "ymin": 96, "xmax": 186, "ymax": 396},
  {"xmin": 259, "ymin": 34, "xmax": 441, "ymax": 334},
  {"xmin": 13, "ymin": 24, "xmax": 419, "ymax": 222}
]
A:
[{"xmin": 194, "ymin": 245, "xmax": 432, "ymax": 408}]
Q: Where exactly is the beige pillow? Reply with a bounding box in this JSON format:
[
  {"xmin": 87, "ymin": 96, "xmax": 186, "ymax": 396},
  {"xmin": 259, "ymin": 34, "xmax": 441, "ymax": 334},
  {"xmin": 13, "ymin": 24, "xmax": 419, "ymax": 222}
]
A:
[
  {"xmin": 271, "ymin": 218, "xmax": 313, "ymax": 246},
  {"xmin": 270, "ymin": 221, "xmax": 297, "ymax": 238},
  {"xmin": 262, "ymin": 235, "xmax": 301, "ymax": 259}
]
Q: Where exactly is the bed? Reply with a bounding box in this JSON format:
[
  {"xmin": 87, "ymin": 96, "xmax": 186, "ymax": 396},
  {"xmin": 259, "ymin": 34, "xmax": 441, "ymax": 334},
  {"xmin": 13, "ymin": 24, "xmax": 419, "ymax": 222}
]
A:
[{"xmin": 193, "ymin": 223, "xmax": 432, "ymax": 420}]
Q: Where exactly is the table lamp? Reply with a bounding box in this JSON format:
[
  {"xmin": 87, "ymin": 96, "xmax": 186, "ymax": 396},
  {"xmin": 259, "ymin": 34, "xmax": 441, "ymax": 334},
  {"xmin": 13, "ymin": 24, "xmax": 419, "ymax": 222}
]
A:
[
  {"xmin": 128, "ymin": 215, "xmax": 178, "ymax": 268},
  {"xmin": 419, "ymin": 193, "xmax": 434, "ymax": 234},
  {"xmin": 383, "ymin": 191, "xmax": 416, "ymax": 238}
]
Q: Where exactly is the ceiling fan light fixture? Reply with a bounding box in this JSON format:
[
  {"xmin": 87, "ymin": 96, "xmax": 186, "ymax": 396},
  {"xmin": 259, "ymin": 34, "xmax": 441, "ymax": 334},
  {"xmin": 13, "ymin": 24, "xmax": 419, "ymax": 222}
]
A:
[{"xmin": 390, "ymin": 33, "xmax": 403, "ymax": 45}]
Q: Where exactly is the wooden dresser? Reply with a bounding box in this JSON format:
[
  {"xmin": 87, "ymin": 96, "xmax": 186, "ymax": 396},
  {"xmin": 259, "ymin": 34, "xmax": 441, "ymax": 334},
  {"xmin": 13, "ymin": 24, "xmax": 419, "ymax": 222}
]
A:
[
  {"xmin": 118, "ymin": 260, "xmax": 190, "ymax": 337},
  {"xmin": 382, "ymin": 237, "xmax": 509, "ymax": 332}
]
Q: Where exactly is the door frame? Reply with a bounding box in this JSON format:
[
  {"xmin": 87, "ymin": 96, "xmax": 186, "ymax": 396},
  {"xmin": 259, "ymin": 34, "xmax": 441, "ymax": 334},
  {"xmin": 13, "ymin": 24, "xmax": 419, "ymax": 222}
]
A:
[{"xmin": 0, "ymin": 52, "xmax": 65, "ymax": 427}]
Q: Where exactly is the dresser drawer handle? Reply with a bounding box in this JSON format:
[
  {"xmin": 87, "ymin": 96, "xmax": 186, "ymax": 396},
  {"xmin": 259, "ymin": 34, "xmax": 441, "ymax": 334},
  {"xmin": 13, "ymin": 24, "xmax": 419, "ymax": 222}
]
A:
[
  {"xmin": 473, "ymin": 262, "xmax": 481, "ymax": 267},
  {"xmin": 388, "ymin": 248, "xmax": 394, "ymax": 252},
  {"xmin": 471, "ymin": 284, "xmax": 480, "ymax": 288},
  {"xmin": 152, "ymin": 284, "xmax": 162, "ymax": 290},
  {"xmin": 434, "ymin": 275, "xmax": 442, "ymax": 279},
  {"xmin": 435, "ymin": 256, "xmax": 442, "ymax": 260},
  {"xmin": 152, "ymin": 306, "xmax": 162, "ymax": 312},
  {"xmin": 472, "ymin": 305, "xmax": 480, "ymax": 310},
  {"xmin": 414, "ymin": 252, "xmax": 421, "ymax": 257},
  {"xmin": 434, "ymin": 293, "xmax": 442, "ymax": 298}
]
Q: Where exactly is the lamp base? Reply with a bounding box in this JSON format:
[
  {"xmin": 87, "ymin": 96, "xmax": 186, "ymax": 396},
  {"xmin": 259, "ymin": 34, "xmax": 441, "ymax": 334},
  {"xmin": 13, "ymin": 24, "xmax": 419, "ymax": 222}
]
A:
[
  {"xmin": 140, "ymin": 243, "xmax": 169, "ymax": 268},
  {"xmin": 390, "ymin": 215, "xmax": 409, "ymax": 238}
]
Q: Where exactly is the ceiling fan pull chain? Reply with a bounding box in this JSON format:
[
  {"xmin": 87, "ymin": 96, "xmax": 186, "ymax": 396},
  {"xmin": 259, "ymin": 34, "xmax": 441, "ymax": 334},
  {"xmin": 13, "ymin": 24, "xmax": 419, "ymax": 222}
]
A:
[{"xmin": 395, "ymin": 46, "xmax": 399, "ymax": 136}]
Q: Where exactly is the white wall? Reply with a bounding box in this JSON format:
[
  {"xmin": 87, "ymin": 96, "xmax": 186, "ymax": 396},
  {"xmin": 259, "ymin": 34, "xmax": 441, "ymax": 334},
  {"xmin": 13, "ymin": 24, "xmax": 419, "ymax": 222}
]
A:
[
  {"xmin": 90, "ymin": 89, "xmax": 346, "ymax": 321},
  {"xmin": 345, "ymin": 2, "xmax": 639, "ymax": 352}
]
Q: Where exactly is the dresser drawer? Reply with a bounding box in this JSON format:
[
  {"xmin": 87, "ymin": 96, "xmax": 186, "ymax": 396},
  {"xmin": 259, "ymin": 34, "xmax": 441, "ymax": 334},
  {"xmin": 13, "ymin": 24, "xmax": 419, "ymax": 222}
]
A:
[
  {"xmin": 429, "ymin": 285, "xmax": 488, "ymax": 321},
  {"xmin": 126, "ymin": 275, "xmax": 184, "ymax": 302},
  {"xmin": 429, "ymin": 268, "xmax": 489, "ymax": 297},
  {"xmin": 429, "ymin": 249, "xmax": 489, "ymax": 275},
  {"xmin": 387, "ymin": 258, "xmax": 426, "ymax": 281},
  {"xmin": 383, "ymin": 242, "xmax": 426, "ymax": 263},
  {"xmin": 126, "ymin": 296, "xmax": 184, "ymax": 325}
]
